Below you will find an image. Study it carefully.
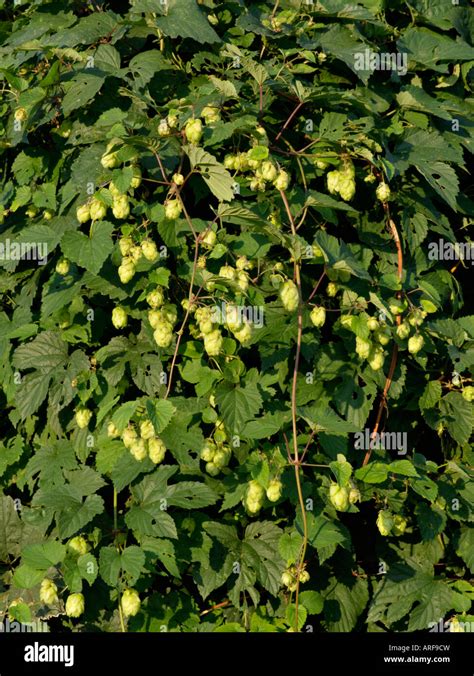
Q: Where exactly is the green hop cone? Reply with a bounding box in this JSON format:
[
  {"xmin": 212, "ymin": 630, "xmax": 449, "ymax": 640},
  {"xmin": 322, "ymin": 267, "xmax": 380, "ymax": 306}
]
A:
[
  {"xmin": 408, "ymin": 334, "xmax": 424, "ymax": 354},
  {"xmin": 204, "ymin": 329, "xmax": 222, "ymax": 356},
  {"xmin": 376, "ymin": 510, "xmax": 394, "ymax": 536},
  {"xmin": 356, "ymin": 336, "xmax": 372, "ymax": 360},
  {"xmin": 121, "ymin": 589, "xmax": 141, "ymax": 617},
  {"xmin": 165, "ymin": 199, "xmax": 182, "ymax": 220},
  {"xmin": 139, "ymin": 419, "xmax": 155, "ymax": 440},
  {"xmin": 266, "ymin": 478, "xmax": 283, "ymax": 503},
  {"xmin": 40, "ymin": 579, "xmax": 59, "ymax": 605},
  {"xmin": 329, "ymin": 483, "xmax": 349, "ymax": 511},
  {"xmin": 122, "ymin": 426, "xmax": 137, "ymax": 448},
  {"xmin": 392, "ymin": 515, "xmax": 407, "ymax": 536},
  {"xmin": 112, "ymin": 195, "xmax": 130, "ymax": 220},
  {"xmin": 130, "ymin": 438, "xmax": 147, "ymax": 461},
  {"xmin": 141, "ymin": 239, "xmax": 158, "ymax": 261},
  {"xmin": 68, "ymin": 536, "xmax": 88, "ymax": 556},
  {"xmin": 112, "ymin": 306, "xmax": 128, "ymax": 329},
  {"xmin": 273, "ymin": 170, "xmax": 290, "ymax": 191},
  {"xmin": 118, "ymin": 257, "xmax": 135, "ymax": 284},
  {"xmin": 376, "ymin": 182, "xmax": 391, "ymax": 202},
  {"xmin": 148, "ymin": 437, "xmax": 166, "ymax": 464},
  {"xmin": 310, "ymin": 305, "xmax": 326, "ymax": 328},
  {"xmin": 280, "ymin": 280, "xmax": 299, "ymax": 311},
  {"xmin": 462, "ymin": 386, "xmax": 474, "ymax": 402},
  {"xmin": 185, "ymin": 118, "xmax": 203, "ymax": 144},
  {"xmin": 76, "ymin": 204, "xmax": 91, "ymax": 223},
  {"xmin": 396, "ymin": 322, "xmax": 411, "ymax": 340},
  {"xmin": 89, "ymin": 197, "xmax": 107, "ymax": 221},
  {"xmin": 56, "ymin": 258, "xmax": 70, "ymax": 275},
  {"xmin": 107, "ymin": 421, "xmax": 120, "ymax": 438},
  {"xmin": 75, "ymin": 408, "xmax": 92, "ymax": 429},
  {"xmin": 65, "ymin": 593, "xmax": 85, "ymax": 618}
]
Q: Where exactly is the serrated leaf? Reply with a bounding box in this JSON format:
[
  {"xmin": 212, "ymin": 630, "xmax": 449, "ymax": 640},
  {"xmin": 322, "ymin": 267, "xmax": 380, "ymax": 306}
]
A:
[
  {"xmin": 355, "ymin": 462, "xmax": 389, "ymax": 484},
  {"xmin": 185, "ymin": 145, "xmax": 234, "ymax": 202},
  {"xmin": 156, "ymin": 0, "xmax": 221, "ymax": 44},
  {"xmin": 145, "ymin": 399, "xmax": 175, "ymax": 434},
  {"xmin": 61, "ymin": 222, "xmax": 114, "ymax": 275}
]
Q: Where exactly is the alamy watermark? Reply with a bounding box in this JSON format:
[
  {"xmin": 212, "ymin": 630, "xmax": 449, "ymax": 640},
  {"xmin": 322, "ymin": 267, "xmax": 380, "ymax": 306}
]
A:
[
  {"xmin": 354, "ymin": 49, "xmax": 408, "ymax": 76},
  {"xmin": 0, "ymin": 618, "xmax": 49, "ymax": 632},
  {"xmin": 354, "ymin": 428, "xmax": 407, "ymax": 455},
  {"xmin": 0, "ymin": 239, "xmax": 48, "ymax": 265},
  {"xmin": 428, "ymin": 239, "xmax": 474, "ymax": 265},
  {"xmin": 211, "ymin": 301, "xmax": 264, "ymax": 329}
]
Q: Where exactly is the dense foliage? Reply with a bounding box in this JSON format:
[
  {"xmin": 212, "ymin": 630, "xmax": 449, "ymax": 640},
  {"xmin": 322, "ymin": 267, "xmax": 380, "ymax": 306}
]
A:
[{"xmin": 0, "ymin": 0, "xmax": 473, "ymax": 633}]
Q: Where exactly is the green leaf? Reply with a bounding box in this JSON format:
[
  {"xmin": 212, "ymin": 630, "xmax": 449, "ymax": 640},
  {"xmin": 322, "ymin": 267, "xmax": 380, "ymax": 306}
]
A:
[
  {"xmin": 185, "ymin": 145, "xmax": 234, "ymax": 202},
  {"xmin": 415, "ymin": 503, "xmax": 447, "ymax": 541},
  {"xmin": 440, "ymin": 392, "xmax": 473, "ymax": 445},
  {"xmin": 355, "ymin": 462, "xmax": 389, "ymax": 484},
  {"xmin": 13, "ymin": 331, "xmax": 68, "ymax": 372},
  {"xmin": 22, "ymin": 541, "xmax": 66, "ymax": 569},
  {"xmin": 330, "ymin": 457, "xmax": 353, "ymax": 486},
  {"xmin": 286, "ymin": 603, "xmax": 307, "ymax": 630},
  {"xmin": 61, "ymin": 221, "xmax": 115, "ymax": 275},
  {"xmin": 156, "ymin": 0, "xmax": 221, "ymax": 44},
  {"xmin": 299, "ymin": 590, "xmax": 324, "ymax": 615},
  {"xmin": 57, "ymin": 494, "xmax": 104, "ymax": 538},
  {"xmin": 456, "ymin": 528, "xmax": 474, "ymax": 573},
  {"xmin": 0, "ymin": 495, "xmax": 22, "ymax": 559},
  {"xmin": 120, "ymin": 546, "xmax": 145, "ymax": 585},
  {"xmin": 62, "ymin": 73, "xmax": 105, "ymax": 116},
  {"xmin": 215, "ymin": 381, "xmax": 262, "ymax": 434},
  {"xmin": 12, "ymin": 564, "xmax": 44, "ymax": 589},
  {"xmin": 78, "ymin": 553, "xmax": 98, "ymax": 586},
  {"xmin": 419, "ymin": 381, "xmax": 442, "ymax": 410},
  {"xmin": 145, "ymin": 399, "xmax": 176, "ymax": 434},
  {"xmin": 388, "ymin": 460, "xmax": 418, "ymax": 477},
  {"xmin": 323, "ymin": 576, "xmax": 369, "ymax": 631}
]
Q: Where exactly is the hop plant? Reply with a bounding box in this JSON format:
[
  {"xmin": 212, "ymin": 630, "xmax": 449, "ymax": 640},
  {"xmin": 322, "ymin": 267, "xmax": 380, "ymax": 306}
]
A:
[
  {"xmin": 112, "ymin": 306, "xmax": 128, "ymax": 329},
  {"xmin": 329, "ymin": 483, "xmax": 349, "ymax": 511},
  {"xmin": 266, "ymin": 478, "xmax": 283, "ymax": 502},
  {"xmin": 244, "ymin": 480, "xmax": 265, "ymax": 515},
  {"xmin": 148, "ymin": 437, "xmax": 166, "ymax": 464},
  {"xmin": 89, "ymin": 198, "xmax": 107, "ymax": 221},
  {"xmin": 273, "ymin": 170, "xmax": 290, "ymax": 191},
  {"xmin": 75, "ymin": 408, "xmax": 92, "ymax": 429},
  {"xmin": 112, "ymin": 195, "xmax": 130, "ymax": 220},
  {"xmin": 310, "ymin": 306, "xmax": 326, "ymax": 328},
  {"xmin": 204, "ymin": 329, "xmax": 223, "ymax": 356},
  {"xmin": 118, "ymin": 257, "xmax": 135, "ymax": 284},
  {"xmin": 141, "ymin": 239, "xmax": 158, "ymax": 262},
  {"xmin": 40, "ymin": 579, "xmax": 59, "ymax": 605},
  {"xmin": 68, "ymin": 536, "xmax": 89, "ymax": 556},
  {"xmin": 376, "ymin": 510, "xmax": 394, "ymax": 536},
  {"xmin": 153, "ymin": 323, "xmax": 174, "ymax": 348},
  {"xmin": 122, "ymin": 426, "xmax": 137, "ymax": 448},
  {"xmin": 376, "ymin": 182, "xmax": 391, "ymax": 202},
  {"xmin": 280, "ymin": 280, "xmax": 299, "ymax": 311},
  {"xmin": 65, "ymin": 593, "xmax": 85, "ymax": 618},
  {"xmin": 56, "ymin": 258, "xmax": 70, "ymax": 276},
  {"xmin": 185, "ymin": 118, "xmax": 203, "ymax": 144},
  {"xmin": 408, "ymin": 334, "xmax": 424, "ymax": 354},
  {"xmin": 139, "ymin": 419, "xmax": 155, "ymax": 440},
  {"xmin": 76, "ymin": 204, "xmax": 91, "ymax": 223},
  {"xmin": 130, "ymin": 438, "xmax": 147, "ymax": 461},
  {"xmin": 165, "ymin": 199, "xmax": 182, "ymax": 220},
  {"xmin": 107, "ymin": 421, "xmax": 120, "ymax": 438},
  {"xmin": 121, "ymin": 589, "xmax": 141, "ymax": 617}
]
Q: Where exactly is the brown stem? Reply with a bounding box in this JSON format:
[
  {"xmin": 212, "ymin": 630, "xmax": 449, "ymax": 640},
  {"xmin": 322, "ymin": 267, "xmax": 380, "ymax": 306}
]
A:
[
  {"xmin": 280, "ymin": 189, "xmax": 308, "ymax": 632},
  {"xmin": 275, "ymin": 101, "xmax": 304, "ymax": 142},
  {"xmin": 362, "ymin": 210, "xmax": 404, "ymax": 466}
]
